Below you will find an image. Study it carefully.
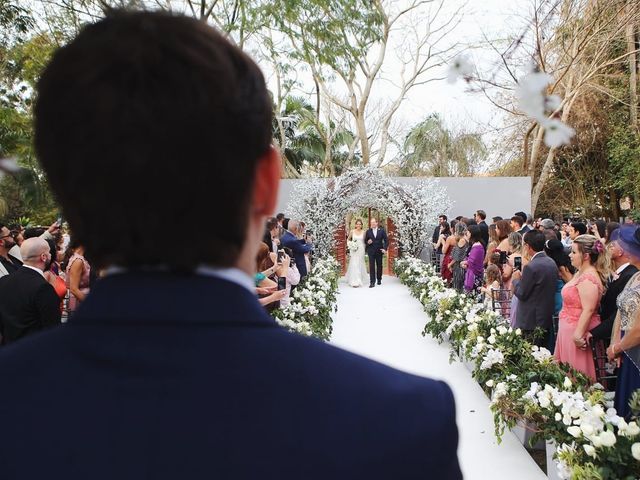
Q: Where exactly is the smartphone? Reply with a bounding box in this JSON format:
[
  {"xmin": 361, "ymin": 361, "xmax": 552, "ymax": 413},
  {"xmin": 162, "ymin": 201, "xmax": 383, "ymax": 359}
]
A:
[
  {"xmin": 277, "ymin": 249, "xmax": 285, "ymax": 263},
  {"xmin": 514, "ymin": 257, "xmax": 522, "ymax": 271},
  {"xmin": 56, "ymin": 214, "xmax": 64, "ymax": 226},
  {"xmin": 499, "ymin": 251, "xmax": 507, "ymax": 264},
  {"xmin": 277, "ymin": 276, "xmax": 287, "ymax": 291}
]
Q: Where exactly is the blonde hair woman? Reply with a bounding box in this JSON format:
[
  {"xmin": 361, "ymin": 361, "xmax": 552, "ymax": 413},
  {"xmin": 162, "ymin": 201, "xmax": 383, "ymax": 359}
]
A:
[{"xmin": 554, "ymin": 234, "xmax": 609, "ymax": 380}]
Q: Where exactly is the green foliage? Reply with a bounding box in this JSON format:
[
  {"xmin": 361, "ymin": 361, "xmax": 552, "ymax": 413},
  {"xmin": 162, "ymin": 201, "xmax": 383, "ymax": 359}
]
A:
[
  {"xmin": 399, "ymin": 113, "xmax": 487, "ymax": 177},
  {"xmin": 607, "ymin": 123, "xmax": 640, "ymax": 216},
  {"xmin": 266, "ymin": 0, "xmax": 384, "ymax": 76}
]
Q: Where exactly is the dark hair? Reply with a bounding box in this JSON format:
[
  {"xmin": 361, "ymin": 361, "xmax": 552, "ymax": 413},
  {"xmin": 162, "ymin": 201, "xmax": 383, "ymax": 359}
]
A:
[
  {"xmin": 276, "ymin": 213, "xmax": 285, "ymax": 222},
  {"xmin": 570, "ymin": 222, "xmax": 587, "ymax": 235},
  {"xmin": 492, "ymin": 216, "xmax": 503, "ymax": 222},
  {"xmin": 61, "ymin": 237, "xmax": 81, "ymax": 271},
  {"xmin": 523, "ymin": 230, "xmax": 546, "ymax": 252},
  {"xmin": 24, "ymin": 227, "xmax": 46, "ymax": 239},
  {"xmin": 594, "ymin": 219, "xmax": 606, "ymax": 238},
  {"xmin": 510, "ymin": 215, "xmax": 524, "ymax": 227},
  {"xmin": 514, "ymin": 211, "xmax": 527, "ymax": 222},
  {"xmin": 34, "ymin": 11, "xmax": 272, "ymax": 270},
  {"xmin": 545, "ymin": 239, "xmax": 573, "ymax": 271},
  {"xmin": 440, "ymin": 221, "xmax": 451, "ymax": 236},
  {"xmin": 439, "ymin": 214, "xmax": 448, "ymax": 221},
  {"xmin": 476, "ymin": 210, "xmax": 486, "ymax": 220},
  {"xmin": 266, "ymin": 217, "xmax": 278, "ymax": 232},
  {"xmin": 468, "ymin": 225, "xmax": 483, "ymax": 246},
  {"xmin": 605, "ymin": 222, "xmax": 620, "ymax": 243},
  {"xmin": 282, "ymin": 218, "xmax": 290, "ymax": 230},
  {"xmin": 450, "ymin": 219, "xmax": 458, "ymax": 230}
]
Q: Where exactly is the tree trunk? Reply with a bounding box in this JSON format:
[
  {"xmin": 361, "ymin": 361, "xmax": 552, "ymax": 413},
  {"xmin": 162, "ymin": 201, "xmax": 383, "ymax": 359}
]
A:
[
  {"xmin": 356, "ymin": 113, "xmax": 370, "ymax": 165},
  {"xmin": 627, "ymin": 3, "xmax": 638, "ymax": 131}
]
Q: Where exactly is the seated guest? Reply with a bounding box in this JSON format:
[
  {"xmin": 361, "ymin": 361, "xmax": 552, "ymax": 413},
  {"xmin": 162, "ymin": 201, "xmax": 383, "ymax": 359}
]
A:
[
  {"xmin": 591, "ymin": 234, "xmax": 638, "ymax": 344},
  {"xmin": 555, "ymin": 235, "xmax": 608, "ymax": 381},
  {"xmin": 512, "ymin": 230, "xmax": 558, "ymax": 346},
  {"xmin": 606, "ymin": 226, "xmax": 640, "ymax": 417},
  {"xmin": 0, "ymin": 237, "xmax": 61, "ymax": 345},
  {"xmin": 0, "ymin": 13, "xmax": 462, "ymax": 478},
  {"xmin": 281, "ymin": 219, "xmax": 312, "ymax": 279},
  {"xmin": 481, "ymin": 264, "xmax": 502, "ymax": 309}
]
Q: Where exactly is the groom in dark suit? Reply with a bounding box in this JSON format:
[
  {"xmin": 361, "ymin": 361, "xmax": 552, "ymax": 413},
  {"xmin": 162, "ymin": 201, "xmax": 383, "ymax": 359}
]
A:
[
  {"xmin": 0, "ymin": 12, "xmax": 461, "ymax": 480},
  {"xmin": 365, "ymin": 217, "xmax": 389, "ymax": 288}
]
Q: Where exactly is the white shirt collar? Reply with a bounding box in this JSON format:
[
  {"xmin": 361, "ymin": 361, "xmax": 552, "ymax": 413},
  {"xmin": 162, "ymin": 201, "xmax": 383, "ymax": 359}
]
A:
[
  {"xmin": 531, "ymin": 251, "xmax": 544, "ymax": 260},
  {"xmin": 616, "ymin": 262, "xmax": 631, "ymax": 275},
  {"xmin": 23, "ymin": 264, "xmax": 45, "ymax": 278},
  {"xmin": 103, "ymin": 265, "xmax": 255, "ymax": 294}
]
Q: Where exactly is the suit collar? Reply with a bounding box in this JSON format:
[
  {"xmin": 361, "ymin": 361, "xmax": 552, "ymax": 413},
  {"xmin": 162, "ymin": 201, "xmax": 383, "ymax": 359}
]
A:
[{"xmin": 72, "ymin": 271, "xmax": 276, "ymax": 327}]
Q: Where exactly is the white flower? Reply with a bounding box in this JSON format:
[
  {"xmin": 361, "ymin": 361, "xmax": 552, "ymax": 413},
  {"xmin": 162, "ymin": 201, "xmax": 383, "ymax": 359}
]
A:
[
  {"xmin": 599, "ymin": 430, "xmax": 617, "ymax": 448},
  {"xmin": 583, "ymin": 444, "xmax": 597, "ymax": 458},
  {"xmin": 626, "ymin": 421, "xmax": 640, "ymax": 437},
  {"xmin": 555, "ymin": 413, "xmax": 562, "ymax": 422},
  {"xmin": 539, "ymin": 395, "xmax": 551, "ymax": 408},
  {"xmin": 632, "ymin": 443, "xmax": 640, "ymax": 461},
  {"xmin": 447, "ymin": 55, "xmax": 473, "ymax": 84},
  {"xmin": 487, "ymin": 335, "xmax": 496, "ymax": 345},
  {"xmin": 486, "ymin": 380, "xmax": 494, "ymax": 387},
  {"xmin": 542, "ymin": 118, "xmax": 575, "ymax": 148},
  {"xmin": 515, "ymin": 328, "xmax": 522, "ymax": 335},
  {"xmin": 563, "ymin": 377, "xmax": 572, "ymax": 389},
  {"xmin": 567, "ymin": 426, "xmax": 582, "ymax": 438}
]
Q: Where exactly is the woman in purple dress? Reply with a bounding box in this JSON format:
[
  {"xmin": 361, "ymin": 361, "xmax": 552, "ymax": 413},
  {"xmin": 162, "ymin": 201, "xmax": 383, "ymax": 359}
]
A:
[{"xmin": 462, "ymin": 225, "xmax": 486, "ymax": 297}]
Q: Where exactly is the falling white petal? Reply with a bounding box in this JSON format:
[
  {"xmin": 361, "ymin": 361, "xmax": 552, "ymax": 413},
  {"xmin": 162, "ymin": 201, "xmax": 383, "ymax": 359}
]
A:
[
  {"xmin": 543, "ymin": 118, "xmax": 575, "ymax": 148},
  {"xmin": 447, "ymin": 55, "xmax": 473, "ymax": 84},
  {"xmin": 0, "ymin": 157, "xmax": 20, "ymax": 173}
]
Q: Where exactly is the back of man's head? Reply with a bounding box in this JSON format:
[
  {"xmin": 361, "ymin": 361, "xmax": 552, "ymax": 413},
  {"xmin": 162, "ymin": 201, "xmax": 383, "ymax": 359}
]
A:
[
  {"xmin": 476, "ymin": 210, "xmax": 486, "ymax": 221},
  {"xmin": 34, "ymin": 11, "xmax": 272, "ymax": 270},
  {"xmin": 523, "ymin": 230, "xmax": 546, "ymax": 253},
  {"xmin": 571, "ymin": 222, "xmax": 588, "ymax": 236},
  {"xmin": 20, "ymin": 237, "xmax": 49, "ymax": 268}
]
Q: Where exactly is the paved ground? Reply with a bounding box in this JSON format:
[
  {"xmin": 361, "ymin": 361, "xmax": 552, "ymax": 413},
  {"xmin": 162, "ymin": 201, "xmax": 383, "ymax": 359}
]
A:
[{"xmin": 330, "ymin": 275, "xmax": 547, "ymax": 480}]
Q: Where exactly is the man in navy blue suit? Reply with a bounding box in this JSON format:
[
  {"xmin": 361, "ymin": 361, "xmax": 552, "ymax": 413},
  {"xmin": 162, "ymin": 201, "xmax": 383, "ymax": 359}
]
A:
[
  {"xmin": 365, "ymin": 217, "xmax": 389, "ymax": 288},
  {"xmin": 280, "ymin": 219, "xmax": 312, "ymax": 278},
  {"xmin": 0, "ymin": 11, "xmax": 461, "ymax": 480}
]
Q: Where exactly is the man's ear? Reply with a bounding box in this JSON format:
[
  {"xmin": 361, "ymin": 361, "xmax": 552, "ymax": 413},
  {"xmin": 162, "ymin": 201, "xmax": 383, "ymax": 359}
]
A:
[{"xmin": 252, "ymin": 146, "xmax": 281, "ymax": 216}]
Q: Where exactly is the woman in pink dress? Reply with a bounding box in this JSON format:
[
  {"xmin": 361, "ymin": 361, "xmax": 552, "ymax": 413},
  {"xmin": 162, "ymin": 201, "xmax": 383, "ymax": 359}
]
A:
[{"xmin": 555, "ymin": 234, "xmax": 608, "ymax": 381}]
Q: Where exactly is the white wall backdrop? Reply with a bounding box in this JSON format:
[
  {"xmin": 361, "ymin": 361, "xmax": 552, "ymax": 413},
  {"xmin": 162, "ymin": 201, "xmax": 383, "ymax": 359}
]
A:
[{"xmin": 275, "ymin": 176, "xmax": 532, "ymax": 221}]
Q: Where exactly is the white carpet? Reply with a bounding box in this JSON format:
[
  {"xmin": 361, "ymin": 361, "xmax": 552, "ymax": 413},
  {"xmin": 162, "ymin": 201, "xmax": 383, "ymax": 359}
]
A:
[{"xmin": 330, "ymin": 275, "xmax": 546, "ymax": 480}]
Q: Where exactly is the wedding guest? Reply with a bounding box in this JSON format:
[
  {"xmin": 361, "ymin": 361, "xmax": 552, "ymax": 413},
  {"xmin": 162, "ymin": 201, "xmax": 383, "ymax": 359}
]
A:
[
  {"xmin": 605, "ymin": 222, "xmax": 620, "ymax": 244},
  {"xmin": 450, "ymin": 223, "xmax": 468, "ymax": 292},
  {"xmin": 263, "ymin": 217, "xmax": 280, "ymax": 252},
  {"xmin": 544, "ymin": 239, "xmax": 574, "ymax": 353},
  {"xmin": 475, "ymin": 210, "xmax": 489, "ymax": 246},
  {"xmin": 512, "ymin": 230, "xmax": 559, "ymax": 346},
  {"xmin": 555, "ymin": 235, "xmax": 608, "ymax": 381},
  {"xmin": 63, "ymin": 241, "xmax": 91, "ymax": 314},
  {"xmin": 510, "ymin": 215, "xmax": 527, "ymax": 235},
  {"xmin": 461, "ymin": 225, "xmax": 485, "ymax": 295},
  {"xmin": 569, "ymin": 222, "xmax": 587, "ymax": 241},
  {"xmin": 433, "ymin": 220, "xmax": 451, "ymax": 260},
  {"xmin": 495, "ymin": 219, "xmax": 512, "ymax": 252},
  {"xmin": 481, "ymin": 264, "xmax": 502, "ymax": 309},
  {"xmin": 276, "ymin": 213, "xmax": 285, "ymax": 227},
  {"xmin": 606, "ymin": 226, "xmax": 640, "ymax": 417},
  {"xmin": 491, "ymin": 216, "xmax": 503, "ymax": 224},
  {"xmin": 281, "ymin": 219, "xmax": 312, "ymax": 279},
  {"xmin": 540, "ymin": 218, "xmax": 560, "ymax": 241},
  {"xmin": 589, "ymin": 220, "xmax": 606, "ymax": 244},
  {"xmin": 441, "ymin": 223, "xmax": 457, "ymax": 286},
  {"xmin": 2, "ymin": 12, "xmax": 461, "ymax": 479},
  {"xmin": 0, "ymin": 237, "xmax": 61, "ymax": 345},
  {"xmin": 279, "ymin": 247, "xmax": 300, "ymax": 307},
  {"xmin": 591, "ymin": 233, "xmax": 638, "ymax": 344},
  {"xmin": 504, "ymin": 232, "xmax": 524, "ymax": 326},
  {"xmin": 43, "ymin": 238, "xmax": 67, "ymax": 313},
  {"xmin": 0, "ymin": 224, "xmax": 22, "ymax": 277},
  {"xmin": 484, "ymin": 223, "xmax": 499, "ymax": 267},
  {"xmin": 431, "ymin": 214, "xmax": 447, "ymax": 263}
]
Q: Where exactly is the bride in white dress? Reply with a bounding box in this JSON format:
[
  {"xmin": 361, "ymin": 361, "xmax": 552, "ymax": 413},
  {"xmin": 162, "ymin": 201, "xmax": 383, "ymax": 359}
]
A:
[{"xmin": 346, "ymin": 219, "xmax": 369, "ymax": 288}]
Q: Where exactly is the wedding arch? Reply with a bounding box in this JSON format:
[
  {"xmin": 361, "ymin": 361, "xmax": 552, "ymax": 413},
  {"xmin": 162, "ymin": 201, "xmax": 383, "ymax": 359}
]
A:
[{"xmin": 286, "ymin": 166, "xmax": 451, "ymax": 264}]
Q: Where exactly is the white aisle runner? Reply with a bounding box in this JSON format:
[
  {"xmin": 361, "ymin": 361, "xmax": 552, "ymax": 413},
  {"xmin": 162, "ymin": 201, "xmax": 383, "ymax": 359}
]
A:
[{"xmin": 330, "ymin": 276, "xmax": 546, "ymax": 480}]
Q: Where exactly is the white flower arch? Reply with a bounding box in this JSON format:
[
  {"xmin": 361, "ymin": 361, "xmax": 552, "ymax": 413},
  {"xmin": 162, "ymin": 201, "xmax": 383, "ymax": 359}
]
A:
[{"xmin": 286, "ymin": 166, "xmax": 451, "ymax": 258}]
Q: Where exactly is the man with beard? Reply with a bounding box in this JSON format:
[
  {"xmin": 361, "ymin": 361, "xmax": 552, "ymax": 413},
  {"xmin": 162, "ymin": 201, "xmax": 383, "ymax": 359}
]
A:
[
  {"xmin": 0, "ymin": 237, "xmax": 61, "ymax": 345},
  {"xmin": 0, "ymin": 223, "xmax": 23, "ymax": 277}
]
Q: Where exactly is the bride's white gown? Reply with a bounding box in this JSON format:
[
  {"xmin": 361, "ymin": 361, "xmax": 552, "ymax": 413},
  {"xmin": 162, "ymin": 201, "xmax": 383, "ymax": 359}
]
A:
[{"xmin": 346, "ymin": 231, "xmax": 369, "ymax": 288}]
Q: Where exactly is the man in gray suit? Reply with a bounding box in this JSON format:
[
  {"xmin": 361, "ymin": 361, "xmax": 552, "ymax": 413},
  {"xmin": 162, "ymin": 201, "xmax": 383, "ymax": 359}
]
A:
[{"xmin": 512, "ymin": 230, "xmax": 559, "ymax": 347}]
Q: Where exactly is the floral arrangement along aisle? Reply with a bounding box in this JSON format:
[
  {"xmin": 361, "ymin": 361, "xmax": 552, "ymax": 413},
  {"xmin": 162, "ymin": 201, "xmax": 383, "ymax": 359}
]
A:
[
  {"xmin": 272, "ymin": 256, "xmax": 340, "ymax": 341},
  {"xmin": 395, "ymin": 256, "xmax": 640, "ymax": 480}
]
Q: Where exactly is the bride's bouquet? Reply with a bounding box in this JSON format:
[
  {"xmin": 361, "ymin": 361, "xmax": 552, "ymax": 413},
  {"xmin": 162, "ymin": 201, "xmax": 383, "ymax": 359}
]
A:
[{"xmin": 347, "ymin": 239, "xmax": 360, "ymax": 254}]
